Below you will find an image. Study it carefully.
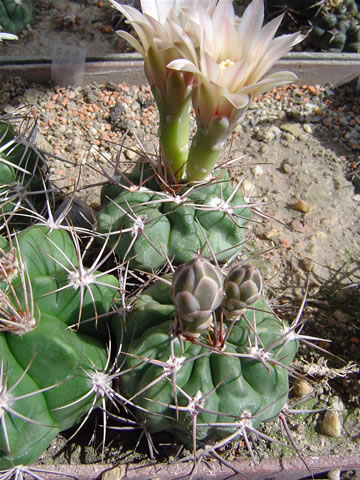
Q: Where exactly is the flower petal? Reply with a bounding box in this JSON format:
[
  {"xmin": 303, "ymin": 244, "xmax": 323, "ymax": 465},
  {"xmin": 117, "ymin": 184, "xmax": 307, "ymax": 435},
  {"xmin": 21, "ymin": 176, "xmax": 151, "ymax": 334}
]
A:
[
  {"xmin": 197, "ymin": 82, "xmax": 218, "ymax": 127},
  {"xmin": 248, "ymin": 32, "xmax": 303, "ymax": 83},
  {"xmin": 238, "ymin": 0, "xmax": 264, "ymax": 49},
  {"xmin": 241, "ymin": 71, "xmax": 298, "ymax": 97},
  {"xmin": 116, "ymin": 31, "xmax": 145, "ymax": 56},
  {"xmin": 0, "ymin": 32, "xmax": 18, "ymax": 41},
  {"xmin": 167, "ymin": 58, "xmax": 200, "ymax": 75},
  {"xmin": 223, "ymin": 92, "xmax": 250, "ymax": 110}
]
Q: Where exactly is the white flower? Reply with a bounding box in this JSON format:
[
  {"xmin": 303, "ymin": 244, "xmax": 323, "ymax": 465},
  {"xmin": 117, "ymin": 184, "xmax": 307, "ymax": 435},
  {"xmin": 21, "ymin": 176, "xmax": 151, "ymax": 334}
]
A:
[
  {"xmin": 109, "ymin": 0, "xmax": 223, "ymax": 180},
  {"xmin": 109, "ymin": 0, "xmax": 214, "ymax": 95},
  {"xmin": 168, "ymin": 0, "xmax": 303, "ymax": 127}
]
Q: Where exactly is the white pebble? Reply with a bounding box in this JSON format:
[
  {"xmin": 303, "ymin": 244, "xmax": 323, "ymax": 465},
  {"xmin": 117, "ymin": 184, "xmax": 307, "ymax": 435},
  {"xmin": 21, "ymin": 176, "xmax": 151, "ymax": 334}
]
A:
[{"xmin": 253, "ymin": 165, "xmax": 264, "ymax": 177}]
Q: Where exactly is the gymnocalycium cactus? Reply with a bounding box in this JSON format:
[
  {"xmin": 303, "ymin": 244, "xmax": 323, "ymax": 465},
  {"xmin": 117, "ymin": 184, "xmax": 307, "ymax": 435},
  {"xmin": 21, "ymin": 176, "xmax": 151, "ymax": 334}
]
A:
[
  {"xmin": 0, "ymin": 0, "xmax": 33, "ymax": 35},
  {"xmin": 0, "ymin": 223, "xmax": 119, "ymax": 469},
  {"xmin": 0, "ymin": 119, "xmax": 52, "ymax": 231},
  {"xmin": 96, "ymin": 167, "xmax": 251, "ymax": 271},
  {"xmin": 111, "ymin": 258, "xmax": 298, "ymax": 449},
  {"xmin": 94, "ymin": 0, "xmax": 306, "ymax": 459},
  {"xmin": 310, "ymin": 0, "xmax": 360, "ymax": 52}
]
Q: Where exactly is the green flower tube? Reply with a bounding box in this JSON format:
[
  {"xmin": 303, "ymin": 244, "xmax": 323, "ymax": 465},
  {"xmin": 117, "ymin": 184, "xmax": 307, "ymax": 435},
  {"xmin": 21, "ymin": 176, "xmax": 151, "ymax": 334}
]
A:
[{"xmin": 150, "ymin": 62, "xmax": 193, "ymax": 181}]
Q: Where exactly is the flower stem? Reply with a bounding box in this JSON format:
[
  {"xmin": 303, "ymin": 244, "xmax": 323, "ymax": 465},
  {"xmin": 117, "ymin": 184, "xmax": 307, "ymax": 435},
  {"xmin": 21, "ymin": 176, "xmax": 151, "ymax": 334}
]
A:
[
  {"xmin": 186, "ymin": 117, "xmax": 230, "ymax": 182},
  {"xmin": 158, "ymin": 98, "xmax": 191, "ymax": 181}
]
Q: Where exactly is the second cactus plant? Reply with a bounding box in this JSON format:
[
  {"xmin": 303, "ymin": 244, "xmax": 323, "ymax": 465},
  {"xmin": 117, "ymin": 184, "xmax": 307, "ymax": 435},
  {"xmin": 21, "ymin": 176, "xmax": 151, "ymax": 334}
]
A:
[
  {"xmin": 0, "ymin": 119, "xmax": 52, "ymax": 231},
  {"xmin": 0, "ymin": 224, "xmax": 118, "ymax": 469}
]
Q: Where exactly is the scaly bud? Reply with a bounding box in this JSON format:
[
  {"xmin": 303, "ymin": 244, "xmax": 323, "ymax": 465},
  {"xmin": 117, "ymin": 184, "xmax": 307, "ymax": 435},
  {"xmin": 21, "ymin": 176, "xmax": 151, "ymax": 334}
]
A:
[
  {"xmin": 223, "ymin": 264, "xmax": 262, "ymax": 319},
  {"xmin": 171, "ymin": 256, "xmax": 223, "ymax": 337}
]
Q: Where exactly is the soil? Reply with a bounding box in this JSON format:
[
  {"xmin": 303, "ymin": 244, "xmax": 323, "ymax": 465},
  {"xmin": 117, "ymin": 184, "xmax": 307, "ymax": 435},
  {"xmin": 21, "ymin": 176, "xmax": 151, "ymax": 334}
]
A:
[{"xmin": 0, "ymin": 1, "xmax": 360, "ymax": 478}]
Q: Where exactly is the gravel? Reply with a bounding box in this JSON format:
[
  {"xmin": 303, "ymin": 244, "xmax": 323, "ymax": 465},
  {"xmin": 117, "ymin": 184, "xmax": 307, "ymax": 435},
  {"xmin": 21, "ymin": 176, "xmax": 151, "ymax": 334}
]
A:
[{"xmin": 1, "ymin": 79, "xmax": 359, "ymax": 192}]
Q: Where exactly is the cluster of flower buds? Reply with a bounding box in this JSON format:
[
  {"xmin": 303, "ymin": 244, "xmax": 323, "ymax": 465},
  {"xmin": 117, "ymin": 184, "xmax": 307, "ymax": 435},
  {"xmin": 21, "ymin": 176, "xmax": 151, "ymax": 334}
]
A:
[{"xmin": 170, "ymin": 257, "xmax": 263, "ymax": 338}]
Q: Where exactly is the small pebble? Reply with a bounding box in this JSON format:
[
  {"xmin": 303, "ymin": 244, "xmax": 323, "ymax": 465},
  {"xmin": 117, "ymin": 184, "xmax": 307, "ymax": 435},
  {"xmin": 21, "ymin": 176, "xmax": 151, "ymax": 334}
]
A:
[
  {"xmin": 279, "ymin": 239, "xmax": 291, "ymax": 248},
  {"xmin": 281, "ymin": 161, "xmax": 293, "ymax": 174},
  {"xmin": 280, "ymin": 122, "xmax": 305, "ymax": 139},
  {"xmin": 125, "ymin": 149, "xmax": 137, "ymax": 160},
  {"xmin": 292, "ymin": 199, "xmax": 313, "ymax": 213},
  {"xmin": 263, "ymin": 229, "xmax": 281, "ymax": 240},
  {"xmin": 242, "ymin": 179, "xmax": 255, "ymax": 197},
  {"xmin": 327, "ymin": 469, "xmax": 341, "ymax": 480},
  {"xmin": 313, "ymin": 106, "xmax": 324, "ymax": 116},
  {"xmin": 253, "ymin": 165, "xmax": 264, "ymax": 177},
  {"xmin": 333, "ymin": 310, "xmax": 351, "ymax": 323},
  {"xmin": 101, "ymin": 465, "xmax": 127, "ymax": 480},
  {"xmin": 293, "ymin": 379, "xmax": 313, "ymax": 396},
  {"xmin": 301, "ymin": 258, "xmax": 313, "ymax": 272},
  {"xmin": 281, "ymin": 132, "xmax": 294, "ymax": 142},
  {"xmin": 320, "ymin": 410, "xmax": 342, "ymax": 437}
]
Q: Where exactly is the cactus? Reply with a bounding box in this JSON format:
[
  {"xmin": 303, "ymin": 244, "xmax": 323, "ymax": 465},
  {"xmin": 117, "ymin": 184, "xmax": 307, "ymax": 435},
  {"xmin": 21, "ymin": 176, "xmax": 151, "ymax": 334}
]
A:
[
  {"xmin": 0, "ymin": 0, "xmax": 33, "ymax": 35},
  {"xmin": 0, "ymin": 224, "xmax": 119, "ymax": 469},
  {"xmin": 0, "ymin": 120, "xmax": 52, "ymax": 231},
  {"xmin": 310, "ymin": 0, "xmax": 360, "ymax": 52},
  {"xmin": 0, "ymin": 0, "xmax": 312, "ymax": 470},
  {"xmin": 96, "ymin": 168, "xmax": 251, "ymax": 271},
  {"xmin": 111, "ymin": 260, "xmax": 298, "ymax": 449}
]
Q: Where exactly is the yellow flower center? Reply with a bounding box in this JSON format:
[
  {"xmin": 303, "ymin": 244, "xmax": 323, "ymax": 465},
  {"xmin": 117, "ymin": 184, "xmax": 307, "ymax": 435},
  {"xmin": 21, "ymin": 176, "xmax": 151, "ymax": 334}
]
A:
[{"xmin": 219, "ymin": 59, "xmax": 234, "ymax": 69}]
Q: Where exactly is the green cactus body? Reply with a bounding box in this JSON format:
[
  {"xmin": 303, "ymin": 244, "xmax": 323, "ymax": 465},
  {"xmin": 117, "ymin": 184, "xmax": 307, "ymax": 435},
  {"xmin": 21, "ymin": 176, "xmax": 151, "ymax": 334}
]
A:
[
  {"xmin": 0, "ymin": 0, "xmax": 33, "ymax": 35},
  {"xmin": 310, "ymin": 0, "xmax": 360, "ymax": 52},
  {"xmin": 0, "ymin": 121, "xmax": 51, "ymax": 229},
  {"xmin": 97, "ymin": 172, "xmax": 251, "ymax": 270},
  {"xmin": 112, "ymin": 279, "xmax": 298, "ymax": 445},
  {"xmin": 0, "ymin": 225, "xmax": 118, "ymax": 468},
  {"xmin": 0, "ymin": 335, "xmax": 58, "ymax": 468}
]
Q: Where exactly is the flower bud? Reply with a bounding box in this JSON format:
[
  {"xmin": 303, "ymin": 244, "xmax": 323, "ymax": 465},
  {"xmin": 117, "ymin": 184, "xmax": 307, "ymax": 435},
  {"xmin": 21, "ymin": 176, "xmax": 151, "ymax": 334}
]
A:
[
  {"xmin": 171, "ymin": 257, "xmax": 223, "ymax": 337},
  {"xmin": 223, "ymin": 264, "xmax": 262, "ymax": 319}
]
